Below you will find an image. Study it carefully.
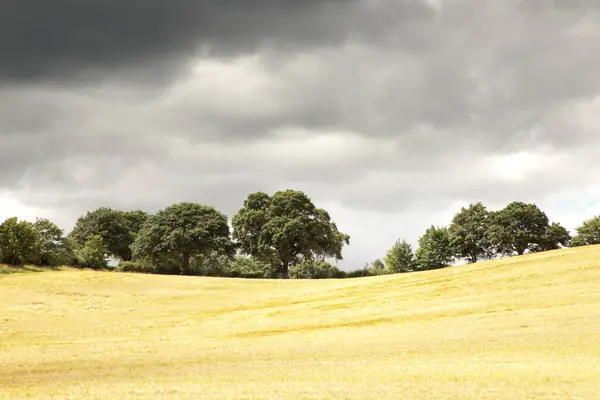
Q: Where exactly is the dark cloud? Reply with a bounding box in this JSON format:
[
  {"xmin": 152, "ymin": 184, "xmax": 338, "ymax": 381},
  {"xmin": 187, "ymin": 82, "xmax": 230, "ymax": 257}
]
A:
[{"xmin": 1, "ymin": 0, "xmax": 437, "ymax": 83}]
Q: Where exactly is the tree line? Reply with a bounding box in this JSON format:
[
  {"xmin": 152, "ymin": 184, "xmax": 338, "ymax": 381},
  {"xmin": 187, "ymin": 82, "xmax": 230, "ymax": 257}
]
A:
[{"xmin": 1, "ymin": 191, "xmax": 599, "ymax": 279}]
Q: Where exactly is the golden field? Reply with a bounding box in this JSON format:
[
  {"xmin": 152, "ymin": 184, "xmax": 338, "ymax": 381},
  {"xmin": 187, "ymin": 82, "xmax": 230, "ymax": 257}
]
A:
[{"xmin": 1, "ymin": 246, "xmax": 600, "ymax": 399}]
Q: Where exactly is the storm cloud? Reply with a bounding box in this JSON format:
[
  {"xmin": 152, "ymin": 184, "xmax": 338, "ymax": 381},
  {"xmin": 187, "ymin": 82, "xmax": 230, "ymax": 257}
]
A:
[{"xmin": 1, "ymin": 0, "xmax": 600, "ymax": 268}]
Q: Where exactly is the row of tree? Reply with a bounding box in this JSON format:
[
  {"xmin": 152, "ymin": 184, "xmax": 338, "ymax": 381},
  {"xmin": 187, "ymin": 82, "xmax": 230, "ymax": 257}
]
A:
[
  {"xmin": 0, "ymin": 190, "xmax": 352, "ymax": 279},
  {"xmin": 1, "ymin": 192, "xmax": 599, "ymax": 279},
  {"xmin": 374, "ymin": 201, "xmax": 598, "ymax": 275}
]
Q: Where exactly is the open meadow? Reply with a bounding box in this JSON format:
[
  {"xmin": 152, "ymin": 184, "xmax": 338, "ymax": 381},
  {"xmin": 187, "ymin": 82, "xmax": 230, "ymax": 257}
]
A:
[{"xmin": 2, "ymin": 246, "xmax": 600, "ymax": 399}]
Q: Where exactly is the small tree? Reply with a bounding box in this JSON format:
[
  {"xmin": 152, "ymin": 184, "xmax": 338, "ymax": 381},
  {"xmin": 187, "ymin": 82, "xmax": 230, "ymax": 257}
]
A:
[
  {"xmin": 132, "ymin": 202, "xmax": 233, "ymax": 274},
  {"xmin": 232, "ymin": 190, "xmax": 350, "ymax": 279},
  {"xmin": 571, "ymin": 216, "xmax": 600, "ymax": 247},
  {"xmin": 537, "ymin": 222, "xmax": 571, "ymax": 251},
  {"xmin": 75, "ymin": 234, "xmax": 108, "ymax": 269},
  {"xmin": 415, "ymin": 225, "xmax": 454, "ymax": 271},
  {"xmin": 384, "ymin": 239, "xmax": 415, "ymax": 273},
  {"xmin": 33, "ymin": 218, "xmax": 72, "ymax": 266},
  {"xmin": 0, "ymin": 217, "xmax": 39, "ymax": 265},
  {"xmin": 449, "ymin": 202, "xmax": 493, "ymax": 263}
]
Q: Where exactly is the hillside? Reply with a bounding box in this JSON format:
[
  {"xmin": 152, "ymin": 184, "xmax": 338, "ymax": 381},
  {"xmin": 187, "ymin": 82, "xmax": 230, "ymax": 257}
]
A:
[{"xmin": 1, "ymin": 246, "xmax": 600, "ymax": 399}]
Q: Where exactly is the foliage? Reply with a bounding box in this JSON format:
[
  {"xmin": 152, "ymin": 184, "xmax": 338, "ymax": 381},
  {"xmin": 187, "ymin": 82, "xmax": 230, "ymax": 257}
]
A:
[
  {"xmin": 366, "ymin": 259, "xmax": 389, "ymax": 276},
  {"xmin": 486, "ymin": 202, "xmax": 551, "ymax": 256},
  {"xmin": 538, "ymin": 222, "xmax": 571, "ymax": 251},
  {"xmin": 0, "ymin": 217, "xmax": 39, "ymax": 265},
  {"xmin": 225, "ymin": 256, "xmax": 280, "ymax": 279},
  {"xmin": 32, "ymin": 218, "xmax": 73, "ymax": 266},
  {"xmin": 571, "ymin": 215, "xmax": 600, "ymax": 247},
  {"xmin": 415, "ymin": 225, "xmax": 454, "ymax": 271},
  {"xmin": 343, "ymin": 267, "xmax": 370, "ymax": 278},
  {"xmin": 69, "ymin": 207, "xmax": 134, "ymax": 261},
  {"xmin": 232, "ymin": 190, "xmax": 350, "ymax": 279},
  {"xmin": 121, "ymin": 210, "xmax": 149, "ymax": 240},
  {"xmin": 290, "ymin": 260, "xmax": 344, "ymax": 279},
  {"xmin": 131, "ymin": 202, "xmax": 234, "ymax": 274},
  {"xmin": 384, "ymin": 239, "xmax": 415, "ymax": 273},
  {"xmin": 449, "ymin": 202, "xmax": 493, "ymax": 263},
  {"xmin": 118, "ymin": 260, "xmax": 153, "ymax": 273},
  {"xmin": 75, "ymin": 234, "xmax": 108, "ymax": 269}
]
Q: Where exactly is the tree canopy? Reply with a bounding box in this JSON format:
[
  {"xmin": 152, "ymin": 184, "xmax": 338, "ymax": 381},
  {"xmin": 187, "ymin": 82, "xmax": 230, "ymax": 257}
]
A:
[
  {"xmin": 415, "ymin": 226, "xmax": 454, "ymax": 271},
  {"xmin": 449, "ymin": 202, "xmax": 493, "ymax": 263},
  {"xmin": 232, "ymin": 190, "xmax": 350, "ymax": 279},
  {"xmin": 486, "ymin": 202, "xmax": 553, "ymax": 256},
  {"xmin": 33, "ymin": 218, "xmax": 71, "ymax": 266},
  {"xmin": 132, "ymin": 202, "xmax": 233, "ymax": 274},
  {"xmin": 571, "ymin": 215, "xmax": 600, "ymax": 247},
  {"xmin": 69, "ymin": 207, "xmax": 135, "ymax": 261},
  {"xmin": 384, "ymin": 239, "xmax": 415, "ymax": 273},
  {"xmin": 0, "ymin": 217, "xmax": 39, "ymax": 265}
]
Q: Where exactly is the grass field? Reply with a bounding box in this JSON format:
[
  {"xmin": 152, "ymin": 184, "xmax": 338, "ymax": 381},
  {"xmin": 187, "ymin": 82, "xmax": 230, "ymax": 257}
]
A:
[{"xmin": 1, "ymin": 246, "xmax": 600, "ymax": 399}]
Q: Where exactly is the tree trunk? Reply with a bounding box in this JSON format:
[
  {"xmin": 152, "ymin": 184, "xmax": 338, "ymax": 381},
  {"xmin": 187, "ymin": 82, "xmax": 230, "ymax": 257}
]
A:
[
  {"xmin": 182, "ymin": 252, "xmax": 190, "ymax": 275},
  {"xmin": 281, "ymin": 261, "xmax": 290, "ymax": 279}
]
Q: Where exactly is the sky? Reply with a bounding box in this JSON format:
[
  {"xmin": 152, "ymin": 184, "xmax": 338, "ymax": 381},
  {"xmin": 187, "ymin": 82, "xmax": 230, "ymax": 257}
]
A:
[{"xmin": 1, "ymin": 0, "xmax": 600, "ymax": 270}]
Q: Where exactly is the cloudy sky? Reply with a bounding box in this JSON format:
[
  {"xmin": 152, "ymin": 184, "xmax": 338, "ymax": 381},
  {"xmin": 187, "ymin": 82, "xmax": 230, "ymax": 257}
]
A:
[{"xmin": 2, "ymin": 0, "xmax": 600, "ymax": 269}]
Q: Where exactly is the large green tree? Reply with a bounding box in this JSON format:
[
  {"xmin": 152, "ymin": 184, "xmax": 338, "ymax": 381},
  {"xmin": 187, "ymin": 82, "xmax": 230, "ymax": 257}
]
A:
[
  {"xmin": 33, "ymin": 218, "xmax": 72, "ymax": 266},
  {"xmin": 69, "ymin": 207, "xmax": 146, "ymax": 261},
  {"xmin": 415, "ymin": 225, "xmax": 454, "ymax": 271},
  {"xmin": 384, "ymin": 239, "xmax": 415, "ymax": 273},
  {"xmin": 0, "ymin": 217, "xmax": 39, "ymax": 265},
  {"xmin": 486, "ymin": 202, "xmax": 551, "ymax": 256},
  {"xmin": 449, "ymin": 202, "xmax": 493, "ymax": 263},
  {"xmin": 571, "ymin": 215, "xmax": 600, "ymax": 247},
  {"xmin": 131, "ymin": 202, "xmax": 233, "ymax": 274},
  {"xmin": 232, "ymin": 190, "xmax": 350, "ymax": 279}
]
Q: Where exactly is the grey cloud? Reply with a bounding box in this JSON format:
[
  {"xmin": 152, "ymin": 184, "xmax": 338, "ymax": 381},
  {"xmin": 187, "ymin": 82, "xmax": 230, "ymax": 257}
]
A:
[{"xmin": 1, "ymin": 0, "xmax": 436, "ymax": 83}]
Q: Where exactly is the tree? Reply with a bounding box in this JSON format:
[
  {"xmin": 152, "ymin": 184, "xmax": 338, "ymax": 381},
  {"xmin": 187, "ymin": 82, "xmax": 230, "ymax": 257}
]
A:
[
  {"xmin": 290, "ymin": 260, "xmax": 344, "ymax": 279},
  {"xmin": 486, "ymin": 202, "xmax": 550, "ymax": 256},
  {"xmin": 232, "ymin": 190, "xmax": 350, "ymax": 279},
  {"xmin": 121, "ymin": 210, "xmax": 149, "ymax": 240},
  {"xmin": 131, "ymin": 202, "xmax": 233, "ymax": 274},
  {"xmin": 33, "ymin": 218, "xmax": 72, "ymax": 266},
  {"xmin": 384, "ymin": 239, "xmax": 415, "ymax": 273},
  {"xmin": 449, "ymin": 202, "xmax": 493, "ymax": 263},
  {"xmin": 75, "ymin": 234, "xmax": 108, "ymax": 269},
  {"xmin": 415, "ymin": 225, "xmax": 454, "ymax": 271},
  {"xmin": 571, "ymin": 215, "xmax": 600, "ymax": 247},
  {"xmin": 69, "ymin": 207, "xmax": 134, "ymax": 261},
  {"xmin": 538, "ymin": 222, "xmax": 571, "ymax": 251},
  {"xmin": 0, "ymin": 217, "xmax": 39, "ymax": 265},
  {"xmin": 367, "ymin": 259, "xmax": 388, "ymax": 276}
]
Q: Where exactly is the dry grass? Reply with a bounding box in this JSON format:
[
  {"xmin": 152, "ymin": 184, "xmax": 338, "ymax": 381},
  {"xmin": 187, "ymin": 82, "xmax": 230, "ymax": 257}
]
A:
[{"xmin": 1, "ymin": 246, "xmax": 600, "ymax": 399}]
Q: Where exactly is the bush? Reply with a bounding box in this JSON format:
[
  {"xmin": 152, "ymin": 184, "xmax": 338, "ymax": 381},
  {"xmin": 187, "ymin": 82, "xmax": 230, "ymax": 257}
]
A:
[
  {"xmin": 119, "ymin": 260, "xmax": 155, "ymax": 273},
  {"xmin": 290, "ymin": 260, "xmax": 344, "ymax": 279},
  {"xmin": 224, "ymin": 256, "xmax": 279, "ymax": 279}
]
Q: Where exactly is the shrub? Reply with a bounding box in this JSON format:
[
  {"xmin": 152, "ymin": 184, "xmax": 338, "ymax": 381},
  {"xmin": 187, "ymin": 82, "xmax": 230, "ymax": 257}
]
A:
[
  {"xmin": 75, "ymin": 234, "xmax": 108, "ymax": 269},
  {"xmin": 290, "ymin": 260, "xmax": 344, "ymax": 279},
  {"xmin": 119, "ymin": 260, "xmax": 155, "ymax": 273}
]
